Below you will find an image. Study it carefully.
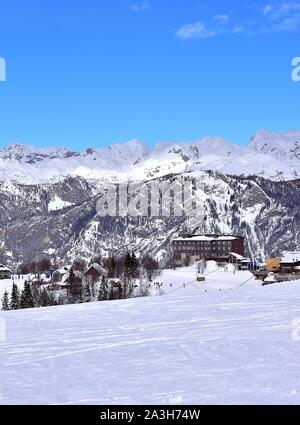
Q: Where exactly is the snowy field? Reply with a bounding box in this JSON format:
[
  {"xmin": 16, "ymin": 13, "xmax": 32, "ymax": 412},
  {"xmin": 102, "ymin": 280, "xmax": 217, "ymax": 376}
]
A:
[{"xmin": 1, "ymin": 265, "xmax": 300, "ymax": 405}]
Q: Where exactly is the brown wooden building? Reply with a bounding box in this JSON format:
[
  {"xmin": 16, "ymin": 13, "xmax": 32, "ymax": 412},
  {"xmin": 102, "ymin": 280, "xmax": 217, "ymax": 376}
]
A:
[
  {"xmin": 280, "ymin": 252, "xmax": 300, "ymax": 274},
  {"xmin": 84, "ymin": 263, "xmax": 106, "ymax": 283},
  {"xmin": 0, "ymin": 264, "xmax": 12, "ymax": 280},
  {"xmin": 172, "ymin": 234, "xmax": 245, "ymax": 266}
]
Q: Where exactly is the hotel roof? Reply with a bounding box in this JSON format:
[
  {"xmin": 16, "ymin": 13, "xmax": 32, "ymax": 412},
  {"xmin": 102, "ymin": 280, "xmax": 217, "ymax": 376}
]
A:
[
  {"xmin": 280, "ymin": 251, "xmax": 300, "ymax": 264},
  {"xmin": 173, "ymin": 234, "xmax": 241, "ymax": 242}
]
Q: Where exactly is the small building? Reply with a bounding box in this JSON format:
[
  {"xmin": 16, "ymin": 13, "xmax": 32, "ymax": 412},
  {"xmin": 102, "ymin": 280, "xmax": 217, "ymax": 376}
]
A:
[
  {"xmin": 107, "ymin": 278, "xmax": 121, "ymax": 288},
  {"xmin": 172, "ymin": 234, "xmax": 245, "ymax": 267},
  {"xmin": 31, "ymin": 277, "xmax": 50, "ymax": 288},
  {"xmin": 229, "ymin": 253, "xmax": 253, "ymax": 271},
  {"xmin": 240, "ymin": 259, "xmax": 251, "ymax": 271},
  {"xmin": 52, "ymin": 265, "xmax": 71, "ymax": 283},
  {"xmin": 263, "ymin": 272, "xmax": 278, "ymax": 286},
  {"xmin": 107, "ymin": 278, "xmax": 122, "ymax": 296},
  {"xmin": 280, "ymin": 251, "xmax": 300, "ymax": 274},
  {"xmin": 84, "ymin": 263, "xmax": 107, "ymax": 283},
  {"xmin": 62, "ymin": 270, "xmax": 83, "ymax": 286},
  {"xmin": 229, "ymin": 252, "xmax": 245, "ymax": 264},
  {"xmin": 0, "ymin": 264, "xmax": 12, "ymax": 280},
  {"xmin": 266, "ymin": 258, "xmax": 281, "ymax": 273}
]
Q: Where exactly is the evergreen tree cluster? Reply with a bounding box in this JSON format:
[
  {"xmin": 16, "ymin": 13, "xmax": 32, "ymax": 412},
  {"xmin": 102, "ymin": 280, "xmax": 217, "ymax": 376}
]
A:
[
  {"xmin": 124, "ymin": 252, "xmax": 139, "ymax": 278},
  {"xmin": 1, "ymin": 281, "xmax": 56, "ymax": 311},
  {"xmin": 1, "ymin": 251, "xmax": 159, "ymax": 311}
]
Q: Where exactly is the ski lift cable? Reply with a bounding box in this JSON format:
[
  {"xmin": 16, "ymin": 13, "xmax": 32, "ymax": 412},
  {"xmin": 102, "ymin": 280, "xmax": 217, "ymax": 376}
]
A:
[
  {"xmin": 202, "ymin": 268, "xmax": 219, "ymax": 277},
  {"xmin": 163, "ymin": 268, "xmax": 220, "ymax": 296},
  {"xmin": 161, "ymin": 266, "xmax": 256, "ymax": 297},
  {"xmin": 163, "ymin": 278, "xmax": 199, "ymax": 296},
  {"xmin": 234, "ymin": 274, "xmax": 256, "ymax": 290}
]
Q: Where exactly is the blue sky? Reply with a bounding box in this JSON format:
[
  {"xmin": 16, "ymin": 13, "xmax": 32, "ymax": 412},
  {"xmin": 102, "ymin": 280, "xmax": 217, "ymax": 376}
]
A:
[{"xmin": 0, "ymin": 0, "xmax": 299, "ymax": 150}]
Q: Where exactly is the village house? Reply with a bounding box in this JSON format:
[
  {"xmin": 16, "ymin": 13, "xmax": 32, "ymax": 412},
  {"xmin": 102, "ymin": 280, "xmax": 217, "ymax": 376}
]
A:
[
  {"xmin": 172, "ymin": 234, "xmax": 245, "ymax": 266},
  {"xmin": 266, "ymin": 258, "xmax": 281, "ymax": 273},
  {"xmin": 84, "ymin": 263, "xmax": 107, "ymax": 284},
  {"xmin": 280, "ymin": 252, "xmax": 300, "ymax": 274},
  {"xmin": 52, "ymin": 265, "xmax": 71, "ymax": 283},
  {"xmin": 229, "ymin": 252, "xmax": 245, "ymax": 264},
  {"xmin": 107, "ymin": 278, "xmax": 122, "ymax": 296},
  {"xmin": 0, "ymin": 264, "xmax": 12, "ymax": 280},
  {"xmin": 62, "ymin": 270, "xmax": 83, "ymax": 286},
  {"xmin": 228, "ymin": 252, "xmax": 250, "ymax": 270}
]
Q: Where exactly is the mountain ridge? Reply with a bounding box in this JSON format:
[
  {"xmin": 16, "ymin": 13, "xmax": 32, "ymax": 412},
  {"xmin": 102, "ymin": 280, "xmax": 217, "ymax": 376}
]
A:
[
  {"xmin": 1, "ymin": 171, "xmax": 300, "ymax": 268},
  {"xmin": 1, "ymin": 130, "xmax": 300, "ymax": 266},
  {"xmin": 1, "ymin": 129, "xmax": 300, "ymax": 183}
]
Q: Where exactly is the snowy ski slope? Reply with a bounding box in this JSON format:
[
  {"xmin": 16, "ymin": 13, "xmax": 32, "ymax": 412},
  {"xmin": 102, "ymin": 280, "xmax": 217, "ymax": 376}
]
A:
[{"xmin": 1, "ymin": 266, "xmax": 300, "ymax": 405}]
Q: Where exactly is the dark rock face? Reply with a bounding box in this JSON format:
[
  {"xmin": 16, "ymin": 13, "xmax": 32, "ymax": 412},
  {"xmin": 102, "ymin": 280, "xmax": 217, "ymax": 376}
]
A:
[{"xmin": 0, "ymin": 172, "xmax": 299, "ymax": 269}]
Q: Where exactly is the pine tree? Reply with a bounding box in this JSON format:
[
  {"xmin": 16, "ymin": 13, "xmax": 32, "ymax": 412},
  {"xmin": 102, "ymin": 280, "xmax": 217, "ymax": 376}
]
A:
[
  {"xmin": 83, "ymin": 283, "xmax": 92, "ymax": 303},
  {"xmin": 67, "ymin": 268, "xmax": 82, "ymax": 303},
  {"xmin": 69, "ymin": 268, "xmax": 75, "ymax": 283},
  {"xmin": 143, "ymin": 256, "xmax": 158, "ymax": 281},
  {"xmin": 98, "ymin": 276, "xmax": 108, "ymax": 301},
  {"xmin": 10, "ymin": 282, "xmax": 20, "ymax": 310},
  {"xmin": 1, "ymin": 290, "xmax": 10, "ymax": 311},
  {"xmin": 124, "ymin": 252, "xmax": 132, "ymax": 278},
  {"xmin": 20, "ymin": 282, "xmax": 35, "ymax": 309},
  {"xmin": 117, "ymin": 281, "xmax": 123, "ymax": 299},
  {"xmin": 107, "ymin": 256, "xmax": 116, "ymax": 278},
  {"xmin": 31, "ymin": 283, "xmax": 41, "ymax": 307},
  {"xmin": 40, "ymin": 288, "xmax": 51, "ymax": 307},
  {"xmin": 124, "ymin": 252, "xmax": 139, "ymax": 278},
  {"xmin": 131, "ymin": 253, "xmax": 139, "ymax": 278}
]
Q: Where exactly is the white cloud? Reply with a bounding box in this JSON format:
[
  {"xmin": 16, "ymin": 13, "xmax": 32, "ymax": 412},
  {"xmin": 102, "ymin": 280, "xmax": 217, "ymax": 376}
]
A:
[
  {"xmin": 176, "ymin": 3, "xmax": 300, "ymax": 41},
  {"xmin": 176, "ymin": 15, "xmax": 243, "ymax": 40},
  {"xmin": 130, "ymin": 1, "xmax": 151, "ymax": 12},
  {"xmin": 176, "ymin": 21, "xmax": 216, "ymax": 40},
  {"xmin": 263, "ymin": 5, "xmax": 274, "ymax": 15},
  {"xmin": 262, "ymin": 2, "xmax": 300, "ymax": 30},
  {"xmin": 231, "ymin": 25, "xmax": 244, "ymax": 33},
  {"xmin": 277, "ymin": 15, "xmax": 300, "ymax": 29},
  {"xmin": 264, "ymin": 2, "xmax": 300, "ymax": 18},
  {"xmin": 213, "ymin": 14, "xmax": 230, "ymax": 24}
]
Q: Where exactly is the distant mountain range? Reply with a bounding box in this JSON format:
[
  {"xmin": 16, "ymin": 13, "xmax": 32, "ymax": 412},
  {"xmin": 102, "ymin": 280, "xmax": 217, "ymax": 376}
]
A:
[
  {"xmin": 1, "ymin": 129, "xmax": 300, "ymax": 183},
  {"xmin": 1, "ymin": 129, "xmax": 300, "ymax": 268}
]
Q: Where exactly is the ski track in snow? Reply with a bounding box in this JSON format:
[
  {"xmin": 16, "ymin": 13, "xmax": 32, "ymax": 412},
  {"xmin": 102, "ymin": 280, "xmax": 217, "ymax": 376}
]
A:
[{"xmin": 1, "ymin": 268, "xmax": 300, "ymax": 405}]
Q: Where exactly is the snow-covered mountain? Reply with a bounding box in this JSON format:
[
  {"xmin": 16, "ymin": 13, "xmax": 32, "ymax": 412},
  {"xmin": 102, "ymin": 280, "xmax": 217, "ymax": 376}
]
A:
[
  {"xmin": 1, "ymin": 170, "xmax": 300, "ymax": 268},
  {"xmin": 1, "ymin": 130, "xmax": 300, "ymax": 183},
  {"xmin": 1, "ymin": 130, "xmax": 300, "ymax": 267}
]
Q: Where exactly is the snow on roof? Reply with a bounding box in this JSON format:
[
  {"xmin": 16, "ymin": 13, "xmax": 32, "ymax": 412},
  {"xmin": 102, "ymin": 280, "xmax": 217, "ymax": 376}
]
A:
[
  {"xmin": 61, "ymin": 270, "xmax": 82, "ymax": 284},
  {"xmin": 229, "ymin": 252, "xmax": 244, "ymax": 260},
  {"xmin": 173, "ymin": 235, "xmax": 240, "ymax": 242},
  {"xmin": 54, "ymin": 265, "xmax": 71, "ymax": 275},
  {"xmin": 0, "ymin": 265, "xmax": 12, "ymax": 273},
  {"xmin": 107, "ymin": 278, "xmax": 121, "ymax": 286},
  {"xmin": 32, "ymin": 277, "xmax": 49, "ymax": 284},
  {"xmin": 280, "ymin": 252, "xmax": 300, "ymax": 264},
  {"xmin": 264, "ymin": 273, "xmax": 278, "ymax": 283},
  {"xmin": 85, "ymin": 263, "xmax": 106, "ymax": 275}
]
